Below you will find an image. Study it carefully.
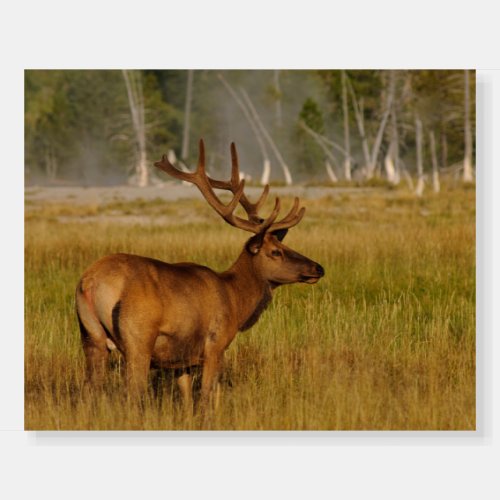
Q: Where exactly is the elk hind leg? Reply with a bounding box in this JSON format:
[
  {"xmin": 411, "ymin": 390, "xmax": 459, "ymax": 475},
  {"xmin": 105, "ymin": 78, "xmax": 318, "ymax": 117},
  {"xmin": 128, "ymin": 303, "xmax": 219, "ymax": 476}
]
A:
[{"xmin": 76, "ymin": 301, "xmax": 109, "ymax": 388}]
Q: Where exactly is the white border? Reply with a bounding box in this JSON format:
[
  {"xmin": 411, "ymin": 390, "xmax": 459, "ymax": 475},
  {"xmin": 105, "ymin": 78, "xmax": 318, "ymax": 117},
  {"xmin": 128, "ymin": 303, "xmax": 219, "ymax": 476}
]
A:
[{"xmin": 2, "ymin": 1, "xmax": 499, "ymax": 499}]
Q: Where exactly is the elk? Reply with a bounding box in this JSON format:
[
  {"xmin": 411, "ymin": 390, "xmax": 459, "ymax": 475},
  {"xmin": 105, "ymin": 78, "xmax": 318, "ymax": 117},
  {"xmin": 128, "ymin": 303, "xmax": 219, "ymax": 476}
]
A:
[{"xmin": 75, "ymin": 140, "xmax": 324, "ymax": 410}]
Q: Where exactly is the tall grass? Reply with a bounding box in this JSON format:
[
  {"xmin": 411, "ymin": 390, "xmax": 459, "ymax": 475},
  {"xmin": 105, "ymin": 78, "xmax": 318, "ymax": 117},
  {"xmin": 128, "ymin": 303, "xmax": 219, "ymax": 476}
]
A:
[{"xmin": 25, "ymin": 186, "xmax": 475, "ymax": 430}]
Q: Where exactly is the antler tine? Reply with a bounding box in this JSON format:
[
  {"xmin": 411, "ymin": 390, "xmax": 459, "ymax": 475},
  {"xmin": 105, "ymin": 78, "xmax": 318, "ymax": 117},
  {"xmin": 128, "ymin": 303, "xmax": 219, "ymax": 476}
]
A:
[
  {"xmin": 154, "ymin": 154, "xmax": 195, "ymax": 183},
  {"xmin": 268, "ymin": 198, "xmax": 306, "ymax": 233},
  {"xmin": 208, "ymin": 142, "xmax": 269, "ymax": 223},
  {"xmin": 258, "ymin": 197, "xmax": 281, "ymax": 230},
  {"xmin": 252, "ymin": 184, "xmax": 270, "ymax": 215},
  {"xmin": 276, "ymin": 197, "xmax": 300, "ymax": 224},
  {"xmin": 230, "ymin": 142, "xmax": 240, "ymax": 185}
]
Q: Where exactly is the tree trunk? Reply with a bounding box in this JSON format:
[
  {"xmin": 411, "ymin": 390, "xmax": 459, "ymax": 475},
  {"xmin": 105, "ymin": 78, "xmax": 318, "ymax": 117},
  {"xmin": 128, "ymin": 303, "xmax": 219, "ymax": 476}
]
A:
[
  {"xmin": 346, "ymin": 74, "xmax": 393, "ymax": 179},
  {"xmin": 463, "ymin": 69, "xmax": 474, "ymax": 182},
  {"xmin": 347, "ymin": 78, "xmax": 371, "ymax": 175},
  {"xmin": 218, "ymin": 73, "xmax": 272, "ymax": 186},
  {"xmin": 325, "ymin": 160, "xmax": 338, "ymax": 183},
  {"xmin": 441, "ymin": 132, "xmax": 448, "ymax": 169},
  {"xmin": 181, "ymin": 70, "xmax": 194, "ymax": 161},
  {"xmin": 429, "ymin": 130, "xmax": 440, "ymax": 193},
  {"xmin": 274, "ymin": 70, "xmax": 282, "ymax": 128},
  {"xmin": 384, "ymin": 150, "xmax": 396, "ymax": 184},
  {"xmin": 261, "ymin": 159, "xmax": 271, "ymax": 185},
  {"xmin": 415, "ymin": 116, "xmax": 425, "ymax": 197},
  {"xmin": 122, "ymin": 70, "xmax": 148, "ymax": 187},
  {"xmin": 45, "ymin": 145, "xmax": 57, "ymax": 181},
  {"xmin": 240, "ymin": 88, "xmax": 293, "ymax": 185},
  {"xmin": 298, "ymin": 120, "xmax": 340, "ymax": 176},
  {"xmin": 368, "ymin": 73, "xmax": 395, "ymax": 178},
  {"xmin": 385, "ymin": 102, "xmax": 401, "ymax": 184},
  {"xmin": 341, "ymin": 70, "xmax": 351, "ymax": 181}
]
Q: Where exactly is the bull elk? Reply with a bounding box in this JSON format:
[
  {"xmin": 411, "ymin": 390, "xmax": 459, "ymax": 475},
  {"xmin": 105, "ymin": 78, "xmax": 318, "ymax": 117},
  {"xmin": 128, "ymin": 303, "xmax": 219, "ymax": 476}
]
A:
[{"xmin": 76, "ymin": 140, "xmax": 324, "ymax": 410}]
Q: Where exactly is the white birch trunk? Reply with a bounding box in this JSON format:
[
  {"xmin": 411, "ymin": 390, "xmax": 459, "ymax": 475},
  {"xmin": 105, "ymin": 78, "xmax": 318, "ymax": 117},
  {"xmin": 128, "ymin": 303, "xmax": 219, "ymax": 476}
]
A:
[
  {"xmin": 181, "ymin": 70, "xmax": 194, "ymax": 160},
  {"xmin": 429, "ymin": 130, "xmax": 440, "ymax": 193},
  {"xmin": 415, "ymin": 116, "xmax": 425, "ymax": 197},
  {"xmin": 463, "ymin": 69, "xmax": 474, "ymax": 182},
  {"xmin": 122, "ymin": 70, "xmax": 148, "ymax": 187}
]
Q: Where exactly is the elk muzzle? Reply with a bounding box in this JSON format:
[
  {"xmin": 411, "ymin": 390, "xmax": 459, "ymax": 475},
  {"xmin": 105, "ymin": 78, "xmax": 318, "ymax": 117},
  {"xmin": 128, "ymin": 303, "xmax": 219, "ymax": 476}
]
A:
[{"xmin": 298, "ymin": 262, "xmax": 325, "ymax": 284}]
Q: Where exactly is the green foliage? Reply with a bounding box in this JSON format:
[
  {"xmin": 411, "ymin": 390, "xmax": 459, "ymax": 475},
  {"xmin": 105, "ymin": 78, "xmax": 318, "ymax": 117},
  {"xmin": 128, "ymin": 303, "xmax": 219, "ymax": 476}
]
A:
[
  {"xmin": 299, "ymin": 97, "xmax": 324, "ymax": 134},
  {"xmin": 25, "ymin": 70, "xmax": 181, "ymax": 184},
  {"xmin": 293, "ymin": 97, "xmax": 325, "ymax": 177}
]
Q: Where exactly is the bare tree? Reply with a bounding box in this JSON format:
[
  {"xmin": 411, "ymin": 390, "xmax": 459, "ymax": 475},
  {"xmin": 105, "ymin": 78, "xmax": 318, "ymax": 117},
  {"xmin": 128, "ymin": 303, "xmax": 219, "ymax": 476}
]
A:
[
  {"xmin": 218, "ymin": 73, "xmax": 271, "ymax": 185},
  {"xmin": 429, "ymin": 130, "xmax": 440, "ymax": 193},
  {"xmin": 122, "ymin": 70, "xmax": 148, "ymax": 187},
  {"xmin": 181, "ymin": 70, "xmax": 194, "ymax": 161},
  {"xmin": 384, "ymin": 72, "xmax": 400, "ymax": 184},
  {"xmin": 44, "ymin": 144, "xmax": 58, "ymax": 181},
  {"xmin": 240, "ymin": 88, "xmax": 293, "ymax": 185},
  {"xmin": 298, "ymin": 120, "xmax": 339, "ymax": 182},
  {"xmin": 341, "ymin": 70, "xmax": 352, "ymax": 181},
  {"xmin": 274, "ymin": 70, "xmax": 282, "ymax": 128},
  {"xmin": 463, "ymin": 69, "xmax": 474, "ymax": 182},
  {"xmin": 346, "ymin": 73, "xmax": 394, "ymax": 179},
  {"xmin": 415, "ymin": 116, "xmax": 425, "ymax": 197},
  {"xmin": 441, "ymin": 132, "xmax": 448, "ymax": 170},
  {"xmin": 325, "ymin": 160, "xmax": 338, "ymax": 183},
  {"xmin": 347, "ymin": 79, "xmax": 371, "ymax": 174}
]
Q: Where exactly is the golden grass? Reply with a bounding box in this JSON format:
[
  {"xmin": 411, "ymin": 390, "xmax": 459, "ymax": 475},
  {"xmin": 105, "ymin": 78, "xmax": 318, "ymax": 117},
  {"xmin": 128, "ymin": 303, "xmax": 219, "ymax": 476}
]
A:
[{"xmin": 24, "ymin": 185, "xmax": 475, "ymax": 430}]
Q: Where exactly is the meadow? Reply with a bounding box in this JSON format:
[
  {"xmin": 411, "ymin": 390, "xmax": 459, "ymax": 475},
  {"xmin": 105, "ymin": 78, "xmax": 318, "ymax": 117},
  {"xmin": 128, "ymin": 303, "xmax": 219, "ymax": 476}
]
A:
[{"xmin": 24, "ymin": 183, "xmax": 475, "ymax": 430}]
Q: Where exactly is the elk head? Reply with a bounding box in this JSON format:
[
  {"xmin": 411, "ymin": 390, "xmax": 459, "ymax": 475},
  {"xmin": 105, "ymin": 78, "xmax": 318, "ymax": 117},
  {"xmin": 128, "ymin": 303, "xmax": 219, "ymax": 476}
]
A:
[{"xmin": 154, "ymin": 140, "xmax": 324, "ymax": 287}]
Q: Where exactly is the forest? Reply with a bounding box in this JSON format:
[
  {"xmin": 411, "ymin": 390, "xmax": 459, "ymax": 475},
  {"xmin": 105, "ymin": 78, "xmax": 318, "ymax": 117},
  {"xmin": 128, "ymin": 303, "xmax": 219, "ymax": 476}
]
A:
[{"xmin": 24, "ymin": 69, "xmax": 475, "ymax": 192}]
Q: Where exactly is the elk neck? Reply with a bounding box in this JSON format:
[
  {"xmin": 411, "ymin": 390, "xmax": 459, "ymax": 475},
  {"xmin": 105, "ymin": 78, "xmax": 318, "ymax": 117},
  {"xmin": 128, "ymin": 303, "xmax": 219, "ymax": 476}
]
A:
[{"xmin": 221, "ymin": 249, "xmax": 273, "ymax": 332}]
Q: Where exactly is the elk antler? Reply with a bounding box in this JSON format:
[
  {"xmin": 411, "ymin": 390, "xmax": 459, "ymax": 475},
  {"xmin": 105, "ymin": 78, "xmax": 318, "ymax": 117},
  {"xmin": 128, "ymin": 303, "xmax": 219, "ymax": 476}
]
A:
[
  {"xmin": 207, "ymin": 143, "xmax": 269, "ymax": 224},
  {"xmin": 154, "ymin": 139, "xmax": 305, "ymax": 235}
]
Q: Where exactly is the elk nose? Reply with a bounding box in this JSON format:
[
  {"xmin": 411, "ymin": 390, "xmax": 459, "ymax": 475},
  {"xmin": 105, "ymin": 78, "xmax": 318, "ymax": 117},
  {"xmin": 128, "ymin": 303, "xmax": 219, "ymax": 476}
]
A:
[{"xmin": 315, "ymin": 264, "xmax": 325, "ymax": 277}]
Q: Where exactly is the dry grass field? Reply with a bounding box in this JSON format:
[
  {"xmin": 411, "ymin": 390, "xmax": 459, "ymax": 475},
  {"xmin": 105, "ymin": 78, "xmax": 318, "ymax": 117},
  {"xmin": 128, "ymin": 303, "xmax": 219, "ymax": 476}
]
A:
[{"xmin": 24, "ymin": 183, "xmax": 475, "ymax": 430}]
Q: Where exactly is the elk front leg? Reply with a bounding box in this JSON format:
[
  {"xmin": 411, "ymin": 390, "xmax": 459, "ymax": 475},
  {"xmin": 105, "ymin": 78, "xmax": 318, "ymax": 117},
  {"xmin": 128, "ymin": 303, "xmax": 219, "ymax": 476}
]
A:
[
  {"xmin": 175, "ymin": 367, "xmax": 193, "ymax": 415},
  {"xmin": 200, "ymin": 350, "xmax": 223, "ymax": 412}
]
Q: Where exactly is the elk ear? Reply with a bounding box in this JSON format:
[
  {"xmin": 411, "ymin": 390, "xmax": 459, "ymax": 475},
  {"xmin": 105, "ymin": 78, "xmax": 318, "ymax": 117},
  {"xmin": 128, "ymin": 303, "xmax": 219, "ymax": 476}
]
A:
[
  {"xmin": 246, "ymin": 233, "xmax": 265, "ymax": 255},
  {"xmin": 272, "ymin": 228, "xmax": 288, "ymax": 241}
]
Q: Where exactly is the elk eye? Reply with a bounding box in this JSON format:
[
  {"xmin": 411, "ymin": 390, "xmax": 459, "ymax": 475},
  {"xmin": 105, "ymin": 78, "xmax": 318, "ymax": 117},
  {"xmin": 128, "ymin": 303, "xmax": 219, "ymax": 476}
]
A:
[{"xmin": 271, "ymin": 249, "xmax": 282, "ymax": 257}]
